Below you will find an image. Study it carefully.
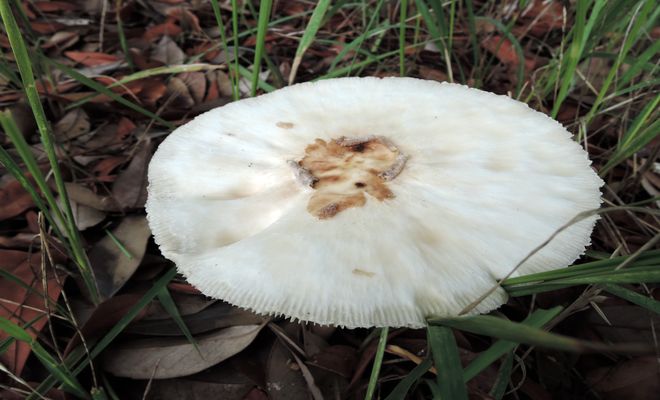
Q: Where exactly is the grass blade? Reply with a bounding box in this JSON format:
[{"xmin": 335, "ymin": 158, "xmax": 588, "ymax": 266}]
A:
[
  {"xmin": 584, "ymin": 0, "xmax": 655, "ymax": 124},
  {"xmin": 602, "ymin": 284, "xmax": 660, "ymax": 314},
  {"xmin": 39, "ymin": 56, "xmax": 173, "ymax": 129},
  {"xmin": 551, "ymin": 0, "xmax": 606, "ymax": 117},
  {"xmin": 489, "ymin": 351, "xmax": 513, "ymax": 400},
  {"xmin": 0, "ymin": 2, "xmax": 100, "ymax": 303},
  {"xmin": 0, "ymin": 132, "xmax": 65, "ymax": 241},
  {"xmin": 0, "ymin": 318, "xmax": 87, "ymax": 398},
  {"xmin": 210, "ymin": 0, "xmax": 240, "ymax": 100},
  {"xmin": 250, "ymin": 0, "xmax": 272, "ymax": 96},
  {"xmin": 156, "ymin": 287, "xmax": 200, "ymax": 355},
  {"xmin": 115, "ymin": 0, "xmax": 133, "ymax": 70},
  {"xmin": 427, "ymin": 325, "xmax": 468, "ymax": 400},
  {"xmin": 476, "ymin": 17, "xmax": 525, "ymax": 96},
  {"xmin": 599, "ymin": 93, "xmax": 659, "ymax": 175},
  {"xmin": 464, "ymin": 0, "xmax": 480, "ymax": 79},
  {"xmin": 28, "ymin": 269, "xmax": 178, "ymax": 400},
  {"xmin": 502, "ymin": 250, "xmax": 660, "ymax": 286},
  {"xmin": 429, "ymin": 313, "xmax": 650, "ymax": 353},
  {"xmin": 365, "ymin": 327, "xmax": 388, "ymax": 400},
  {"xmin": 383, "ymin": 357, "xmax": 432, "ymax": 400},
  {"xmin": 462, "ymin": 306, "xmax": 562, "ymax": 381},
  {"xmin": 399, "ymin": 0, "xmax": 408, "ymax": 76},
  {"xmin": 289, "ymin": 0, "xmax": 332, "ymax": 84}
]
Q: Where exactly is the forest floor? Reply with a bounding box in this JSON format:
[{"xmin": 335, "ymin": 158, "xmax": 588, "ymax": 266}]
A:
[{"xmin": 0, "ymin": 1, "xmax": 658, "ymax": 399}]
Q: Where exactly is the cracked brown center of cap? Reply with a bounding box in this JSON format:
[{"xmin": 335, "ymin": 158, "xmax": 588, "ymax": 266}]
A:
[{"xmin": 295, "ymin": 136, "xmax": 407, "ymax": 219}]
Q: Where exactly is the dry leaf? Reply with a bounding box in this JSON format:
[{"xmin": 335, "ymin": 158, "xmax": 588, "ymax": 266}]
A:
[
  {"xmin": 126, "ymin": 301, "xmax": 264, "ymax": 336},
  {"xmin": 586, "ymin": 357, "xmax": 659, "ymax": 400},
  {"xmin": 54, "ymin": 108, "xmax": 90, "ymax": 140},
  {"xmin": 266, "ymin": 340, "xmax": 309, "ymax": 400},
  {"xmin": 146, "ymin": 375, "xmax": 254, "ymax": 400},
  {"xmin": 64, "ymin": 51, "xmax": 120, "ymax": 66},
  {"xmin": 152, "ymin": 35, "xmax": 186, "ymax": 65},
  {"xmin": 166, "ymin": 76, "xmax": 195, "ymax": 108},
  {"xmin": 59, "ymin": 196, "xmax": 105, "ymax": 230},
  {"xmin": 65, "ymin": 293, "xmax": 147, "ymax": 356},
  {"xmin": 0, "ymin": 251, "xmax": 65, "ymax": 375},
  {"xmin": 179, "ymin": 72, "xmax": 206, "ymax": 104},
  {"xmin": 89, "ymin": 215, "xmax": 151, "ymax": 300},
  {"xmin": 309, "ymin": 345, "xmax": 357, "ymax": 378},
  {"xmin": 0, "ymin": 179, "xmax": 34, "ymax": 221},
  {"xmin": 102, "ymin": 324, "xmax": 264, "ymax": 379},
  {"xmin": 111, "ymin": 140, "xmax": 153, "ymax": 209},
  {"xmin": 64, "ymin": 182, "xmax": 120, "ymax": 212}
]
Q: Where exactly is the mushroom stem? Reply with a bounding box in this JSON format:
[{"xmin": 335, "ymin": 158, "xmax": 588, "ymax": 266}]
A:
[
  {"xmin": 287, "ymin": 160, "xmax": 318, "ymax": 187},
  {"xmin": 379, "ymin": 153, "xmax": 409, "ymax": 181}
]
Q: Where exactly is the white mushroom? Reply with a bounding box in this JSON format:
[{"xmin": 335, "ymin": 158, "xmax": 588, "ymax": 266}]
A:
[{"xmin": 146, "ymin": 77, "xmax": 603, "ymax": 329}]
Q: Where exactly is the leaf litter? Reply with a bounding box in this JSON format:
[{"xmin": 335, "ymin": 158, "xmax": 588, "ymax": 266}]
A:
[{"xmin": 0, "ymin": 1, "xmax": 658, "ymax": 399}]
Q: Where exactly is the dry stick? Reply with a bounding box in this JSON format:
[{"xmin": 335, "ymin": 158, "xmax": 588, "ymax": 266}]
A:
[{"xmin": 460, "ymin": 206, "xmax": 660, "ymax": 315}]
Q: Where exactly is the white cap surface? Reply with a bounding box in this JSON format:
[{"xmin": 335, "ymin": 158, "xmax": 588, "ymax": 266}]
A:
[{"xmin": 146, "ymin": 77, "xmax": 603, "ymax": 328}]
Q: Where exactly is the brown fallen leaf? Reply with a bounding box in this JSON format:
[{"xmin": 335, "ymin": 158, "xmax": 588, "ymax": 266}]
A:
[
  {"xmin": 146, "ymin": 361, "xmax": 257, "ymax": 400},
  {"xmin": 586, "ymin": 357, "xmax": 659, "ymax": 400},
  {"xmin": 152, "ymin": 35, "xmax": 186, "ymax": 65},
  {"xmin": 518, "ymin": 0, "xmax": 565, "ymax": 37},
  {"xmin": 89, "ymin": 215, "xmax": 151, "ymax": 300},
  {"xmin": 0, "ymin": 179, "xmax": 34, "ymax": 222},
  {"xmin": 0, "ymin": 250, "xmax": 65, "ymax": 375},
  {"xmin": 142, "ymin": 293, "xmax": 216, "ymax": 320},
  {"xmin": 266, "ymin": 340, "xmax": 309, "ymax": 400},
  {"xmin": 32, "ymin": 1, "xmax": 79, "ymax": 12},
  {"xmin": 65, "ymin": 293, "xmax": 147, "ymax": 356},
  {"xmin": 64, "ymin": 182, "xmax": 120, "ymax": 212},
  {"xmin": 144, "ymin": 19, "xmax": 183, "ymax": 42},
  {"xmin": 481, "ymin": 35, "xmax": 536, "ymax": 71},
  {"xmin": 41, "ymin": 31, "xmax": 79, "ymax": 49},
  {"xmin": 309, "ymin": 345, "xmax": 358, "ymax": 378},
  {"xmin": 111, "ymin": 140, "xmax": 153, "ymax": 209},
  {"xmin": 58, "ymin": 195, "xmax": 105, "ymax": 230},
  {"xmin": 53, "ymin": 108, "xmax": 90, "ymax": 141},
  {"xmin": 102, "ymin": 324, "xmax": 264, "ymax": 379},
  {"xmin": 166, "ymin": 7, "xmax": 201, "ymax": 32},
  {"xmin": 167, "ymin": 76, "xmax": 195, "ymax": 108},
  {"xmin": 64, "ymin": 51, "xmax": 120, "ymax": 67},
  {"xmin": 179, "ymin": 72, "xmax": 207, "ymax": 104},
  {"xmin": 126, "ymin": 300, "xmax": 264, "ymax": 336}
]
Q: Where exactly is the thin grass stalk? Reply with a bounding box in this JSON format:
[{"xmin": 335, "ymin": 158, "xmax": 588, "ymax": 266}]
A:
[
  {"xmin": 364, "ymin": 327, "xmax": 388, "ymax": 400},
  {"xmin": 0, "ymin": 117, "xmax": 66, "ymax": 242},
  {"xmin": 551, "ymin": 0, "xmax": 606, "ymax": 117},
  {"xmin": 288, "ymin": 0, "xmax": 332, "ymax": 85},
  {"xmin": 231, "ymin": 0, "xmax": 241, "ymax": 97},
  {"xmin": 28, "ymin": 269, "xmax": 178, "ymax": 399},
  {"xmin": 115, "ymin": 0, "xmax": 134, "ymax": 70},
  {"xmin": 399, "ymin": 0, "xmax": 408, "ymax": 76},
  {"xmin": 463, "ymin": 0, "xmax": 480, "ymax": 81},
  {"xmin": 0, "ymin": 2, "xmax": 100, "ymax": 304},
  {"xmin": 210, "ymin": 0, "xmax": 240, "ymax": 100},
  {"xmin": 583, "ymin": 0, "xmax": 653, "ymax": 125},
  {"xmin": 251, "ymin": 0, "xmax": 272, "ymax": 96}
]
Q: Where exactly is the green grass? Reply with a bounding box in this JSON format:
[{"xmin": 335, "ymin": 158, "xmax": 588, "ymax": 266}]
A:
[
  {"xmin": 0, "ymin": 2, "xmax": 100, "ymax": 304},
  {"xmin": 0, "ymin": 0, "xmax": 657, "ymax": 398}
]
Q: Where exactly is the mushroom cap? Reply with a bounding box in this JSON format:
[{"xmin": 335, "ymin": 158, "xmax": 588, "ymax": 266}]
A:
[{"xmin": 146, "ymin": 77, "xmax": 603, "ymax": 328}]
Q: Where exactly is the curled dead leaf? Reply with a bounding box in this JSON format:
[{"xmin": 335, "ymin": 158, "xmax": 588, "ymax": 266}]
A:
[
  {"xmin": 89, "ymin": 215, "xmax": 151, "ymax": 300},
  {"xmin": 102, "ymin": 324, "xmax": 264, "ymax": 379}
]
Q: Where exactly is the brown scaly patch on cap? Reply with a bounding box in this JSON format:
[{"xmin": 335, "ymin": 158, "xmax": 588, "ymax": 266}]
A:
[{"xmin": 297, "ymin": 136, "xmax": 404, "ymax": 219}]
